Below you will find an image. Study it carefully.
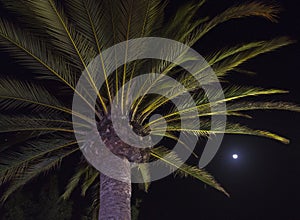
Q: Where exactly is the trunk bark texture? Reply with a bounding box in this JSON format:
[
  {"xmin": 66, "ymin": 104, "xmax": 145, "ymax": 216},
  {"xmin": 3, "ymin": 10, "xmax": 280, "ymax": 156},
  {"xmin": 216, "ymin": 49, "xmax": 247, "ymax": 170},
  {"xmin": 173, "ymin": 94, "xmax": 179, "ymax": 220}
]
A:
[
  {"xmin": 93, "ymin": 112, "xmax": 150, "ymax": 219},
  {"xmin": 98, "ymin": 158, "xmax": 131, "ymax": 220}
]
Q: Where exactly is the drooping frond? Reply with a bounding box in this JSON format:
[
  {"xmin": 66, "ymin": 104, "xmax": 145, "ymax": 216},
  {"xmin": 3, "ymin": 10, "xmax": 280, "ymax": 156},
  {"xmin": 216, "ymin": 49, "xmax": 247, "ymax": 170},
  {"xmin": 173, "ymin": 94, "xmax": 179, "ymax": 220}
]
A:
[
  {"xmin": 0, "ymin": 146, "xmax": 79, "ymax": 203},
  {"xmin": 150, "ymin": 146, "xmax": 229, "ymax": 196},
  {"xmin": 189, "ymin": 1, "xmax": 281, "ymax": 45},
  {"xmin": 0, "ymin": 17, "xmax": 102, "ymax": 115},
  {"xmin": 61, "ymin": 161, "xmax": 90, "ymax": 200},
  {"xmin": 136, "ymin": 163, "xmax": 151, "ymax": 192},
  {"xmin": 0, "ymin": 137, "xmax": 77, "ymax": 185},
  {"xmin": 81, "ymin": 166, "xmax": 99, "ymax": 196}
]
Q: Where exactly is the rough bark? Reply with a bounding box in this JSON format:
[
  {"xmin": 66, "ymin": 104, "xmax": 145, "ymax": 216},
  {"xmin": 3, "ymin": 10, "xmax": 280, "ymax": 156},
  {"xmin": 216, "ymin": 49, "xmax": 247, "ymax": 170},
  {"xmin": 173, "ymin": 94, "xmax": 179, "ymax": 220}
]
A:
[
  {"xmin": 99, "ymin": 158, "xmax": 131, "ymax": 220},
  {"xmin": 83, "ymin": 111, "xmax": 150, "ymax": 219}
]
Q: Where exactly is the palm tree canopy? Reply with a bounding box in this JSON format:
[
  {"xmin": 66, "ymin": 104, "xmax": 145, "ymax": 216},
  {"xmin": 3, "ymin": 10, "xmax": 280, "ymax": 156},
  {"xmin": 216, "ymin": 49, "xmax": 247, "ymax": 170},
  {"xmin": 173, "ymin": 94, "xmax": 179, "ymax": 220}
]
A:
[{"xmin": 0, "ymin": 0, "xmax": 299, "ymax": 207}]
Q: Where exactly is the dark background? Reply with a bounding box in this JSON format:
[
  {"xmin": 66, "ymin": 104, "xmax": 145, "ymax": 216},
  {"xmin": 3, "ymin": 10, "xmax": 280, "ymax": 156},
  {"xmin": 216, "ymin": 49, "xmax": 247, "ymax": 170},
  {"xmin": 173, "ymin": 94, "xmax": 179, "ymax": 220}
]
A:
[
  {"xmin": 139, "ymin": 0, "xmax": 300, "ymax": 219},
  {"xmin": 0, "ymin": 0, "xmax": 299, "ymax": 219}
]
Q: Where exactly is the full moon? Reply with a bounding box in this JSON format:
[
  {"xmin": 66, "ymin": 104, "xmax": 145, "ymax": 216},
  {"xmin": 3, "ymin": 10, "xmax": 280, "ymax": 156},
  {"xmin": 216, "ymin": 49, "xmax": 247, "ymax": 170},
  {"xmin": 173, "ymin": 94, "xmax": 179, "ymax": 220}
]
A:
[{"xmin": 232, "ymin": 154, "xmax": 238, "ymax": 159}]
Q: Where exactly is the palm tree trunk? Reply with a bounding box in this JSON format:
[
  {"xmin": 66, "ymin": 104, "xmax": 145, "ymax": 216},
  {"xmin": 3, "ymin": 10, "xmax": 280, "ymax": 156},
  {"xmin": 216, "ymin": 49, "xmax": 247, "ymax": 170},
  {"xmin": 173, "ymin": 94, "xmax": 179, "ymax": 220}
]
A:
[{"xmin": 98, "ymin": 157, "xmax": 131, "ymax": 220}]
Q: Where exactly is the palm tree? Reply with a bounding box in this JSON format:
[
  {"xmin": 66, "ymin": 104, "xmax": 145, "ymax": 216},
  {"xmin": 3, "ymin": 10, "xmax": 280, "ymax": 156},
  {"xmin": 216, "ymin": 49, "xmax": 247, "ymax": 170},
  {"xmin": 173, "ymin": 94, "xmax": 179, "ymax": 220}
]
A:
[{"xmin": 0, "ymin": 0, "xmax": 298, "ymax": 219}]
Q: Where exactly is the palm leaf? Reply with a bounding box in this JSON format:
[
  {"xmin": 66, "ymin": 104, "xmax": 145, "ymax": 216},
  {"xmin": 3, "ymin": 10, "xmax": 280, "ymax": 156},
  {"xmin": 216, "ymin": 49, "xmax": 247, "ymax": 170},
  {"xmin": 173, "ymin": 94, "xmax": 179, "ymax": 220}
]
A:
[
  {"xmin": 0, "ymin": 147, "xmax": 78, "ymax": 203},
  {"xmin": 141, "ymin": 86, "xmax": 288, "ymax": 125},
  {"xmin": 81, "ymin": 167, "xmax": 99, "ymax": 196},
  {"xmin": 150, "ymin": 146, "xmax": 229, "ymax": 196},
  {"xmin": 61, "ymin": 160, "xmax": 90, "ymax": 200},
  {"xmin": 211, "ymin": 37, "xmax": 295, "ymax": 77},
  {"xmin": 0, "ymin": 78, "xmax": 94, "ymax": 124},
  {"xmin": 0, "ymin": 16, "xmax": 78, "ymax": 87},
  {"xmin": 0, "ymin": 137, "xmax": 77, "ymax": 185},
  {"xmin": 152, "ymin": 120, "xmax": 289, "ymax": 144},
  {"xmin": 190, "ymin": 1, "xmax": 280, "ymax": 44}
]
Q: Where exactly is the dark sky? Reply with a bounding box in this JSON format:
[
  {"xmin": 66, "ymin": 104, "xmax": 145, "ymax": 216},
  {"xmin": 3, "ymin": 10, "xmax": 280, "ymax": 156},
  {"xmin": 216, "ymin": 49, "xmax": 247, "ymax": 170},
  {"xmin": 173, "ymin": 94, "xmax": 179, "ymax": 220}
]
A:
[
  {"xmin": 0, "ymin": 0, "xmax": 299, "ymax": 219},
  {"xmin": 139, "ymin": 0, "xmax": 300, "ymax": 219}
]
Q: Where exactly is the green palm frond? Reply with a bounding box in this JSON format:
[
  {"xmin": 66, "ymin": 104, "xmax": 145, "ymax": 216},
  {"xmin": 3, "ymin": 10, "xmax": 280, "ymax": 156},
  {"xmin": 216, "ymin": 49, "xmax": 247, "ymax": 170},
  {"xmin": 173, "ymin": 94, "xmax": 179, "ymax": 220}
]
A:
[
  {"xmin": 152, "ymin": 121, "xmax": 289, "ymax": 144},
  {"xmin": 163, "ymin": 0, "xmax": 207, "ymax": 43},
  {"xmin": 224, "ymin": 123, "xmax": 290, "ymax": 144},
  {"xmin": 143, "ymin": 1, "xmax": 281, "ymax": 88},
  {"xmin": 81, "ymin": 167, "xmax": 99, "ymax": 196},
  {"xmin": 151, "ymin": 131, "xmax": 199, "ymax": 158},
  {"xmin": 20, "ymin": 0, "xmax": 93, "ymax": 65},
  {"xmin": 190, "ymin": 1, "xmax": 280, "ymax": 44},
  {"xmin": 0, "ymin": 146, "xmax": 79, "ymax": 203},
  {"xmin": 0, "ymin": 17, "xmax": 78, "ymax": 86},
  {"xmin": 130, "ymin": 1, "xmax": 283, "ymax": 115},
  {"xmin": 136, "ymin": 163, "xmax": 151, "ymax": 192},
  {"xmin": 61, "ymin": 161, "xmax": 90, "ymax": 200},
  {"xmin": 9, "ymin": 0, "xmax": 107, "ymax": 112},
  {"xmin": 0, "ymin": 137, "xmax": 77, "ymax": 185},
  {"xmin": 161, "ymin": 101, "xmax": 300, "ymax": 123},
  {"xmin": 0, "ymin": 18, "xmax": 100, "ymax": 115},
  {"xmin": 150, "ymin": 146, "xmax": 229, "ymax": 197},
  {"xmin": 225, "ymin": 101, "xmax": 300, "ymax": 113},
  {"xmin": 0, "ymin": 115, "xmax": 74, "ymax": 134},
  {"xmin": 0, "ymin": 78, "xmax": 67, "ymax": 111},
  {"xmin": 142, "ymin": 86, "xmax": 288, "ymax": 125},
  {"xmin": 211, "ymin": 37, "xmax": 295, "ymax": 77},
  {"xmin": 134, "ymin": 36, "xmax": 293, "ymax": 121},
  {"xmin": 0, "ymin": 78, "xmax": 94, "ymax": 124}
]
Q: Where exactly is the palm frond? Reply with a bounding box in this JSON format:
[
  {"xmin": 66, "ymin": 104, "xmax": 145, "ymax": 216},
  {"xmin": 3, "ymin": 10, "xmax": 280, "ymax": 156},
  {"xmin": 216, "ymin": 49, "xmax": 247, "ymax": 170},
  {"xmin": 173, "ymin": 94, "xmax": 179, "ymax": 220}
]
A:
[
  {"xmin": 81, "ymin": 167, "xmax": 99, "ymax": 196},
  {"xmin": 0, "ymin": 17, "xmax": 100, "ymax": 114},
  {"xmin": 0, "ymin": 16, "xmax": 78, "ymax": 87},
  {"xmin": 152, "ymin": 120, "xmax": 289, "ymax": 144},
  {"xmin": 61, "ymin": 161, "xmax": 90, "ymax": 200},
  {"xmin": 141, "ymin": 86, "xmax": 287, "ymax": 125},
  {"xmin": 0, "ymin": 78, "xmax": 67, "ymax": 111},
  {"xmin": 225, "ymin": 101, "xmax": 300, "ymax": 113},
  {"xmin": 0, "ymin": 137, "xmax": 77, "ymax": 185},
  {"xmin": 132, "ymin": 1, "xmax": 283, "ymax": 113},
  {"xmin": 0, "ymin": 78, "xmax": 94, "ymax": 124},
  {"xmin": 151, "ymin": 131, "xmax": 199, "ymax": 158},
  {"xmin": 163, "ymin": 0, "xmax": 207, "ymax": 43},
  {"xmin": 0, "ymin": 115, "xmax": 75, "ymax": 134},
  {"xmin": 137, "ymin": 164, "xmax": 151, "ymax": 192},
  {"xmin": 155, "ymin": 101, "xmax": 300, "ymax": 124},
  {"xmin": 190, "ymin": 1, "xmax": 280, "ymax": 44},
  {"xmin": 16, "ymin": 0, "xmax": 107, "ymax": 112},
  {"xmin": 0, "ymin": 146, "xmax": 78, "ymax": 203},
  {"xmin": 150, "ymin": 146, "xmax": 229, "ymax": 196},
  {"xmin": 211, "ymin": 37, "xmax": 295, "ymax": 77}
]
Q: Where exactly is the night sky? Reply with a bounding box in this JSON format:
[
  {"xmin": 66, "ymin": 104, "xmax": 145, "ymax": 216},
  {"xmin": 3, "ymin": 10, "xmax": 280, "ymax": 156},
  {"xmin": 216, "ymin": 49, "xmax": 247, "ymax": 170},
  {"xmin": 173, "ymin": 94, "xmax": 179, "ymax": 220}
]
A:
[{"xmin": 0, "ymin": 0, "xmax": 299, "ymax": 219}]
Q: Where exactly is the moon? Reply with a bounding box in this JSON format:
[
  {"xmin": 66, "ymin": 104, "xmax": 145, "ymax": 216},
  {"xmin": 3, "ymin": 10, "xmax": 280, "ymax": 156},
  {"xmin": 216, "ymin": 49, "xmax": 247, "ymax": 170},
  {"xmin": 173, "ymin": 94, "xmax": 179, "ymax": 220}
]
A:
[{"xmin": 232, "ymin": 154, "xmax": 238, "ymax": 159}]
